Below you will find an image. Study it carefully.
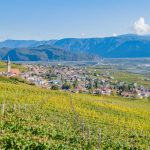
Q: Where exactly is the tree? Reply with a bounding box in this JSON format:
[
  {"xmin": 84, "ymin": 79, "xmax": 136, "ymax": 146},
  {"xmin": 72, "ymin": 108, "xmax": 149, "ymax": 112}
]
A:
[
  {"xmin": 51, "ymin": 84, "xmax": 59, "ymax": 90},
  {"xmin": 87, "ymin": 80, "xmax": 93, "ymax": 90},
  {"xmin": 73, "ymin": 79, "xmax": 78, "ymax": 88},
  {"xmin": 119, "ymin": 84, "xmax": 129, "ymax": 92},
  {"xmin": 62, "ymin": 82, "xmax": 72, "ymax": 90},
  {"xmin": 94, "ymin": 80, "xmax": 99, "ymax": 88}
]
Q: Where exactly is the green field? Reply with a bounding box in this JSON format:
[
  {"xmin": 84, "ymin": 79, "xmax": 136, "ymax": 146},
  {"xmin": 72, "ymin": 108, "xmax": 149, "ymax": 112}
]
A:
[
  {"xmin": 0, "ymin": 61, "xmax": 27, "ymax": 72},
  {"xmin": 0, "ymin": 77, "xmax": 150, "ymax": 149},
  {"xmin": 113, "ymin": 71, "xmax": 150, "ymax": 88},
  {"xmin": 89, "ymin": 66, "xmax": 150, "ymax": 88}
]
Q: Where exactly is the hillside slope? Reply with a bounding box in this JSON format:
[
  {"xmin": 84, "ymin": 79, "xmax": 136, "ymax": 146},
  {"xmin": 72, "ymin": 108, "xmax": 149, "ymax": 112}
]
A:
[{"xmin": 0, "ymin": 77, "xmax": 150, "ymax": 149}]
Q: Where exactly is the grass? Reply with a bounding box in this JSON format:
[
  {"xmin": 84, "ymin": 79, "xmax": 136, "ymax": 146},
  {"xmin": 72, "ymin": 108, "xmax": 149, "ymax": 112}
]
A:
[
  {"xmin": 0, "ymin": 77, "xmax": 150, "ymax": 149},
  {"xmin": 113, "ymin": 71, "xmax": 150, "ymax": 88},
  {"xmin": 0, "ymin": 61, "xmax": 27, "ymax": 72},
  {"xmin": 88, "ymin": 66, "xmax": 150, "ymax": 88}
]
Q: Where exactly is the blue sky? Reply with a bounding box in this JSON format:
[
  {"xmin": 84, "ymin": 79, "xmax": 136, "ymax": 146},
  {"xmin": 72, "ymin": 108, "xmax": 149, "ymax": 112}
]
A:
[{"xmin": 0, "ymin": 0, "xmax": 150, "ymax": 40}]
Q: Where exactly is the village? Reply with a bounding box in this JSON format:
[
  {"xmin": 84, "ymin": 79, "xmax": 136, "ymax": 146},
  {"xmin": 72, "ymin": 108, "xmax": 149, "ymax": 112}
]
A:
[{"xmin": 1, "ymin": 58, "xmax": 150, "ymax": 99}]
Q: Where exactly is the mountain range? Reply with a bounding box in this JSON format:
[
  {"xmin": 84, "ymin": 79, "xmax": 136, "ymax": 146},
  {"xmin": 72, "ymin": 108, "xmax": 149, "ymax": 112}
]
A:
[
  {"xmin": 0, "ymin": 45, "xmax": 98, "ymax": 61},
  {"xmin": 0, "ymin": 34, "xmax": 150, "ymax": 61}
]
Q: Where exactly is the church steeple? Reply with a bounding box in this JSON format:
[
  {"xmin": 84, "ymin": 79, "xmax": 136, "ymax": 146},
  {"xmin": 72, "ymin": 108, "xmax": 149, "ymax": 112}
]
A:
[{"xmin": 7, "ymin": 56, "xmax": 11, "ymax": 72}]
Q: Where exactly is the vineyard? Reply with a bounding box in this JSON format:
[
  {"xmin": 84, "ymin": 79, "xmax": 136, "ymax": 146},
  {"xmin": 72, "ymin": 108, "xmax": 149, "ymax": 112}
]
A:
[{"xmin": 0, "ymin": 77, "xmax": 150, "ymax": 149}]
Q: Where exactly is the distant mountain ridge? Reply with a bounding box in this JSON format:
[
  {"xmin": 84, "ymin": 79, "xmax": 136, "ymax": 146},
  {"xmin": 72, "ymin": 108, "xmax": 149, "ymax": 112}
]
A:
[
  {"xmin": 52, "ymin": 34, "xmax": 150, "ymax": 58},
  {"xmin": 0, "ymin": 40, "xmax": 57, "ymax": 48},
  {"xmin": 0, "ymin": 45, "xmax": 98, "ymax": 61},
  {"xmin": 1, "ymin": 34, "xmax": 150, "ymax": 60}
]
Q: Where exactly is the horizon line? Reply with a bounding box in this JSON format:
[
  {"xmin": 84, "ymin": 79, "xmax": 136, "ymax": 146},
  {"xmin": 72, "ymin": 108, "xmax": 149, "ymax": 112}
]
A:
[{"xmin": 0, "ymin": 33, "xmax": 148, "ymax": 42}]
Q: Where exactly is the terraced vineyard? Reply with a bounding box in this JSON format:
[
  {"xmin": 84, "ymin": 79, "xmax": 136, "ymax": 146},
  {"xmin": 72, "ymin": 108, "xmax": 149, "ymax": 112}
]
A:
[{"xmin": 0, "ymin": 77, "xmax": 150, "ymax": 149}]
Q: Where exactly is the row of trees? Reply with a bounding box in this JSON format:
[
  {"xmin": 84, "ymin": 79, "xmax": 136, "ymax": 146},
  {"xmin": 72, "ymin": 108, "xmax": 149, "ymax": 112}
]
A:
[{"xmin": 51, "ymin": 80, "xmax": 78, "ymax": 90}]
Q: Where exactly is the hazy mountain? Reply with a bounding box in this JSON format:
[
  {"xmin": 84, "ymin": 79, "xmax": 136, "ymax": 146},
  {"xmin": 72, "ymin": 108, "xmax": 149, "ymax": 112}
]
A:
[
  {"xmin": 53, "ymin": 34, "xmax": 150, "ymax": 58},
  {"xmin": 0, "ymin": 45, "xmax": 98, "ymax": 61},
  {"xmin": 1, "ymin": 34, "xmax": 150, "ymax": 58},
  {"xmin": 0, "ymin": 39, "xmax": 57, "ymax": 48}
]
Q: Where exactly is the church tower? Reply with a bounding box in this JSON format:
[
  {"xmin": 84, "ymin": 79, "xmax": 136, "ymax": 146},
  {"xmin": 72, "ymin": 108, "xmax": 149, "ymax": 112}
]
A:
[{"xmin": 7, "ymin": 56, "xmax": 11, "ymax": 72}]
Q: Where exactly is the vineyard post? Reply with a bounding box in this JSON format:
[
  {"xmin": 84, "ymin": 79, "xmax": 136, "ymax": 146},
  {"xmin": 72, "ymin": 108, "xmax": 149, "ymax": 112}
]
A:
[
  {"xmin": 123, "ymin": 117, "xmax": 126, "ymax": 130},
  {"xmin": 75, "ymin": 113, "xmax": 79, "ymax": 123},
  {"xmin": 69, "ymin": 92, "xmax": 75, "ymax": 113},
  {"xmin": 18, "ymin": 105, "xmax": 21, "ymax": 113},
  {"xmin": 87, "ymin": 127, "xmax": 91, "ymax": 145},
  {"xmin": 81, "ymin": 118, "xmax": 85, "ymax": 138},
  {"xmin": 118, "ymin": 114, "xmax": 120, "ymax": 135},
  {"xmin": 86, "ymin": 127, "xmax": 91, "ymax": 149},
  {"xmin": 69, "ymin": 92, "xmax": 78, "ymax": 124},
  {"xmin": 98, "ymin": 128, "xmax": 101, "ymax": 150},
  {"xmin": 24, "ymin": 104, "xmax": 27, "ymax": 112},
  {"xmin": 1, "ymin": 104, "xmax": 5, "ymax": 115},
  {"xmin": 81, "ymin": 119, "xmax": 85, "ymax": 133},
  {"xmin": 14, "ymin": 104, "xmax": 16, "ymax": 112}
]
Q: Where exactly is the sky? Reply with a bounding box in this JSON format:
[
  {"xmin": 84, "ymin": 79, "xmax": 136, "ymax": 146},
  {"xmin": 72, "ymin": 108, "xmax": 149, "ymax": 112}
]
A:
[{"xmin": 0, "ymin": 0, "xmax": 150, "ymax": 41}]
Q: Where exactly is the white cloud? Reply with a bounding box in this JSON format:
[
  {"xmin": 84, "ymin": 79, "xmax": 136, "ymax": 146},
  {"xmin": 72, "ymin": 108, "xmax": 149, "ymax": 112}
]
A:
[
  {"xmin": 112, "ymin": 33, "xmax": 118, "ymax": 37},
  {"xmin": 81, "ymin": 33, "xmax": 86, "ymax": 37},
  {"xmin": 133, "ymin": 17, "xmax": 150, "ymax": 35}
]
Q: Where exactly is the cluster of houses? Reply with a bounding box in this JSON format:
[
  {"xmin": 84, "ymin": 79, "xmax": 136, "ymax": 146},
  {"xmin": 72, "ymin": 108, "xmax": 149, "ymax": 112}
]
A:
[
  {"xmin": 20, "ymin": 64, "xmax": 49, "ymax": 87},
  {"xmin": 0, "ymin": 58, "xmax": 150, "ymax": 99},
  {"xmin": 121, "ymin": 87, "xmax": 150, "ymax": 99},
  {"xmin": 35, "ymin": 65, "xmax": 150, "ymax": 98}
]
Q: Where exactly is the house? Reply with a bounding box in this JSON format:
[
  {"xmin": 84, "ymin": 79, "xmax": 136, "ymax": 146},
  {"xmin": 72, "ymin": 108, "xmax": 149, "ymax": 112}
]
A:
[{"xmin": 10, "ymin": 69, "xmax": 20, "ymax": 76}]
